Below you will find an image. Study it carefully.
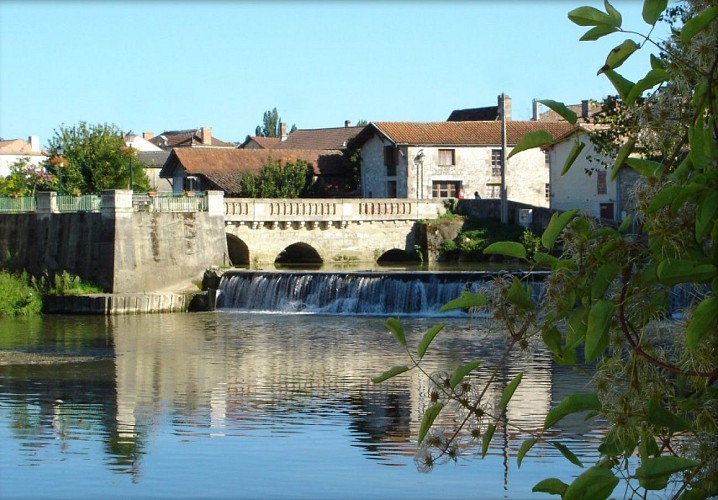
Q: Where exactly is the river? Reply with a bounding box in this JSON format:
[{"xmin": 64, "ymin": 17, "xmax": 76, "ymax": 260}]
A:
[{"xmin": 0, "ymin": 310, "xmax": 604, "ymax": 499}]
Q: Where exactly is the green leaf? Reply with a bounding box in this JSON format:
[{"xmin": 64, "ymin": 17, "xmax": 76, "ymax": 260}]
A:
[
  {"xmin": 483, "ymin": 241, "xmax": 527, "ymax": 260},
  {"xmin": 385, "ymin": 317, "xmax": 407, "ymax": 347},
  {"xmin": 507, "ymin": 277, "xmax": 536, "ymax": 311},
  {"xmin": 696, "ymin": 191, "xmax": 718, "ymax": 241},
  {"xmin": 657, "ymin": 259, "xmax": 717, "ymax": 286},
  {"xmin": 542, "ymin": 327, "xmax": 564, "ymax": 359},
  {"xmin": 481, "ymin": 424, "xmax": 495, "ymax": 457},
  {"xmin": 625, "ymin": 68, "xmax": 670, "ymax": 105},
  {"xmin": 625, "ymin": 157, "xmax": 663, "ymax": 177},
  {"xmin": 610, "ymin": 138, "xmax": 635, "ymax": 181},
  {"xmin": 532, "ymin": 478, "xmax": 568, "ymax": 496},
  {"xmin": 603, "ymin": 69, "xmax": 635, "ymax": 100},
  {"xmin": 564, "ymin": 467, "xmax": 618, "ymax": 500},
  {"xmin": 642, "ymin": 0, "xmax": 667, "ymax": 25},
  {"xmin": 561, "ymin": 141, "xmax": 586, "ymax": 175},
  {"xmin": 417, "ymin": 323, "xmax": 445, "ymax": 359},
  {"xmin": 646, "ymin": 185, "xmax": 682, "ymax": 213},
  {"xmin": 645, "ymin": 400, "xmax": 692, "ymax": 433},
  {"xmin": 439, "ymin": 291, "xmax": 487, "ymax": 312},
  {"xmin": 542, "ymin": 209, "xmax": 579, "ymax": 250},
  {"xmin": 649, "ymin": 53, "xmax": 667, "ymax": 70},
  {"xmin": 449, "ymin": 360, "xmax": 481, "ymax": 388},
  {"xmin": 499, "ymin": 373, "xmax": 523, "ymax": 410},
  {"xmin": 568, "ymin": 6, "xmax": 619, "ymax": 27},
  {"xmin": 635, "ymin": 456, "xmax": 699, "ymax": 479},
  {"xmin": 686, "ymin": 297, "xmax": 718, "ymax": 354},
  {"xmin": 618, "ymin": 214, "xmax": 632, "ymax": 233},
  {"xmin": 591, "ymin": 263, "xmax": 621, "ymax": 300},
  {"xmin": 418, "ymin": 402, "xmax": 444, "ymax": 444},
  {"xmin": 508, "ymin": 130, "xmax": 553, "ymax": 159},
  {"xmin": 372, "ymin": 365, "xmax": 409, "ymax": 384},
  {"xmin": 585, "ymin": 299, "xmax": 614, "ymax": 363},
  {"xmin": 580, "ymin": 24, "xmax": 619, "ymax": 41},
  {"xmin": 552, "ymin": 441, "xmax": 584, "ymax": 468},
  {"xmin": 604, "ymin": 0, "xmax": 622, "ymax": 27},
  {"xmin": 680, "ymin": 5, "xmax": 718, "ymax": 43},
  {"xmin": 639, "ymin": 429, "xmax": 660, "ymax": 459},
  {"xmin": 545, "ymin": 393, "xmax": 601, "ymax": 429},
  {"xmin": 533, "ymin": 251, "xmax": 561, "ymax": 267},
  {"xmin": 539, "ymin": 99, "xmax": 577, "ymax": 125},
  {"xmin": 600, "ymin": 39, "xmax": 639, "ymax": 74},
  {"xmin": 517, "ymin": 437, "xmax": 537, "ymax": 467}
]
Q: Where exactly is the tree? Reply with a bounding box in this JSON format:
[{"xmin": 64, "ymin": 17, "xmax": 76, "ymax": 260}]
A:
[
  {"xmin": 0, "ymin": 158, "xmax": 55, "ymax": 196},
  {"xmin": 254, "ymin": 108, "xmax": 296, "ymax": 137},
  {"xmin": 375, "ymin": 1, "xmax": 718, "ymax": 498},
  {"xmin": 46, "ymin": 122, "xmax": 150, "ymax": 194},
  {"xmin": 239, "ymin": 158, "xmax": 313, "ymax": 198}
]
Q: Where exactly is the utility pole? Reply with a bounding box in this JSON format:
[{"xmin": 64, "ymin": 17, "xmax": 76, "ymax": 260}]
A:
[{"xmin": 499, "ymin": 93, "xmax": 508, "ymax": 224}]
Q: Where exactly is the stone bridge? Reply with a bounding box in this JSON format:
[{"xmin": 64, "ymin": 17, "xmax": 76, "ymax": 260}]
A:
[{"xmin": 223, "ymin": 198, "xmax": 446, "ymax": 266}]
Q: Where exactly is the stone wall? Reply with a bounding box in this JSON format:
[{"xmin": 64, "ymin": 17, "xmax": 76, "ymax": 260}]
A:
[{"xmin": 0, "ymin": 191, "xmax": 228, "ymax": 293}]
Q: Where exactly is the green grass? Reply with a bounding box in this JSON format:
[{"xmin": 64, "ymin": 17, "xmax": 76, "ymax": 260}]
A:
[{"xmin": 0, "ymin": 271, "xmax": 43, "ymax": 316}]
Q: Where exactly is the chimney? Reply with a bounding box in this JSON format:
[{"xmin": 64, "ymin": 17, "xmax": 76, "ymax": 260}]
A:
[
  {"xmin": 344, "ymin": 120, "xmax": 351, "ymax": 128},
  {"xmin": 29, "ymin": 135, "xmax": 40, "ymax": 153},
  {"xmin": 581, "ymin": 100, "xmax": 590, "ymax": 121},
  {"xmin": 143, "ymin": 131, "xmax": 154, "ymax": 140},
  {"xmin": 279, "ymin": 122, "xmax": 287, "ymax": 141},
  {"xmin": 498, "ymin": 93, "xmax": 512, "ymax": 121},
  {"xmin": 532, "ymin": 99, "xmax": 541, "ymax": 121},
  {"xmin": 201, "ymin": 127, "xmax": 212, "ymax": 145}
]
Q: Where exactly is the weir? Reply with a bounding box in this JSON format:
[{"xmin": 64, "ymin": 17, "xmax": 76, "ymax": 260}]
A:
[{"xmin": 217, "ymin": 270, "xmax": 549, "ymax": 316}]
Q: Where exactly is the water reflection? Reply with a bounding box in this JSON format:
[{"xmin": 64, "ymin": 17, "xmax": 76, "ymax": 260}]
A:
[{"xmin": 0, "ymin": 313, "xmax": 602, "ymax": 499}]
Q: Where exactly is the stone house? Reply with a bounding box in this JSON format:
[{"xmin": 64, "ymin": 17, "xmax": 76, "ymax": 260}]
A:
[
  {"xmin": 546, "ymin": 124, "xmax": 639, "ymax": 222},
  {"xmin": 240, "ymin": 121, "xmax": 365, "ymax": 151},
  {"xmin": 353, "ymin": 120, "xmax": 573, "ymax": 206},
  {"xmin": 145, "ymin": 127, "xmax": 235, "ymax": 151},
  {"xmin": 0, "ymin": 136, "xmax": 47, "ymax": 177}
]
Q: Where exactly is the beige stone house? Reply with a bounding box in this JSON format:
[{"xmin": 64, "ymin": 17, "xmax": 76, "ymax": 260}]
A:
[
  {"xmin": 0, "ymin": 136, "xmax": 46, "ymax": 177},
  {"xmin": 354, "ymin": 120, "xmax": 573, "ymax": 206}
]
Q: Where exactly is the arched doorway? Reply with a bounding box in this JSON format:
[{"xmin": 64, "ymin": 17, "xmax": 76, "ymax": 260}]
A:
[{"xmin": 376, "ymin": 248, "xmax": 420, "ymax": 264}]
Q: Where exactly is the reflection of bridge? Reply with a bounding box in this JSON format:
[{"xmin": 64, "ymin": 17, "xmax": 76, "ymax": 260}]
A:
[{"xmin": 222, "ymin": 198, "xmax": 446, "ymax": 266}]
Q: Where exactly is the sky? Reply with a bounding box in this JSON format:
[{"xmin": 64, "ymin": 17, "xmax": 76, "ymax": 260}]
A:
[{"xmin": 0, "ymin": 0, "xmax": 665, "ymax": 147}]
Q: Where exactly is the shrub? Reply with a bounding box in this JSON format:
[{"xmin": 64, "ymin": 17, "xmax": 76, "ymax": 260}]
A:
[{"xmin": 0, "ymin": 271, "xmax": 42, "ymax": 316}]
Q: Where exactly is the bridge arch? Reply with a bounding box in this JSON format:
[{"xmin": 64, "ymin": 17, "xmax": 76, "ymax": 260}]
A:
[
  {"xmin": 377, "ymin": 248, "xmax": 420, "ymax": 264},
  {"xmin": 226, "ymin": 234, "xmax": 249, "ymax": 266},
  {"xmin": 275, "ymin": 242, "xmax": 323, "ymax": 266}
]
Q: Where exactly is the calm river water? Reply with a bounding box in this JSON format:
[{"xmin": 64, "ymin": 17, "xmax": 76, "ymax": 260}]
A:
[{"xmin": 0, "ymin": 311, "xmax": 604, "ymax": 499}]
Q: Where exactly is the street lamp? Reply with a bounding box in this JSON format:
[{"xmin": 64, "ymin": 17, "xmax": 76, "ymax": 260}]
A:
[{"xmin": 55, "ymin": 146, "xmax": 65, "ymax": 195}]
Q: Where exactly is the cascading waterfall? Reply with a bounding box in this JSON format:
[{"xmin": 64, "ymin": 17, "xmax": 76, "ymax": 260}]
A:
[{"xmin": 217, "ymin": 271, "xmax": 548, "ymax": 316}]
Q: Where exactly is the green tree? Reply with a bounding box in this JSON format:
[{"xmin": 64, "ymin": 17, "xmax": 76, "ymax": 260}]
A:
[
  {"xmin": 46, "ymin": 122, "xmax": 149, "ymax": 194},
  {"xmin": 0, "ymin": 158, "xmax": 55, "ymax": 196},
  {"xmin": 375, "ymin": 1, "xmax": 718, "ymax": 498},
  {"xmin": 239, "ymin": 158, "xmax": 313, "ymax": 198},
  {"xmin": 254, "ymin": 108, "xmax": 296, "ymax": 137}
]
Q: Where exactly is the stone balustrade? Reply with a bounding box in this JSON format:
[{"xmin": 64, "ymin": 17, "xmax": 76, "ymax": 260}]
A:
[{"xmin": 224, "ymin": 198, "xmax": 445, "ymax": 224}]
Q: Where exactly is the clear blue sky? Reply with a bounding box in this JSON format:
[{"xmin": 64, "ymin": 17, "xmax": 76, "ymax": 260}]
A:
[{"xmin": 1, "ymin": 0, "xmax": 662, "ymax": 146}]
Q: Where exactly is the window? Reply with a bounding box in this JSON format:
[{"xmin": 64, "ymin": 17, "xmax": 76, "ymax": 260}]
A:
[
  {"xmin": 597, "ymin": 171, "xmax": 607, "ymax": 195},
  {"xmin": 384, "ymin": 145, "xmax": 397, "ymax": 176},
  {"xmin": 544, "ymin": 151, "xmax": 550, "ymax": 168},
  {"xmin": 387, "ymin": 180, "xmax": 397, "ymax": 198},
  {"xmin": 438, "ymin": 149, "xmax": 455, "ymax": 166},
  {"xmin": 486, "ymin": 183, "xmax": 501, "ymax": 199},
  {"xmin": 432, "ymin": 181, "xmax": 460, "ymax": 198},
  {"xmin": 545, "ymin": 183, "xmax": 550, "ymax": 201},
  {"xmin": 491, "ymin": 149, "xmax": 502, "ymax": 176}
]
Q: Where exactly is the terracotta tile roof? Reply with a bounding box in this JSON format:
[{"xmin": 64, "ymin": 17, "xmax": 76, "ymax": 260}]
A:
[
  {"xmin": 161, "ymin": 148, "xmax": 345, "ymax": 196},
  {"xmin": 273, "ymin": 126, "xmax": 366, "ymax": 150},
  {"xmin": 368, "ymin": 121, "xmax": 575, "ymax": 146},
  {"xmin": 240, "ymin": 136, "xmax": 282, "ymax": 149},
  {"xmin": 149, "ymin": 129, "xmax": 234, "ymax": 149},
  {"xmin": 0, "ymin": 138, "xmax": 45, "ymax": 155}
]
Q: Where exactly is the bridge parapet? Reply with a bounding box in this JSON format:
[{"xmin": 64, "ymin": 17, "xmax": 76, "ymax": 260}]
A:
[{"xmin": 224, "ymin": 198, "xmax": 445, "ymax": 225}]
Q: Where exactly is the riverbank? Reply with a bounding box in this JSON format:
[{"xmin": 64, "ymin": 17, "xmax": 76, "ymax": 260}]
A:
[{"xmin": 43, "ymin": 291, "xmax": 212, "ymax": 314}]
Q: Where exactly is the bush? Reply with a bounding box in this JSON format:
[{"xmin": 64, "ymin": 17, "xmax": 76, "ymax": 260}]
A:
[
  {"xmin": 35, "ymin": 271, "xmax": 103, "ymax": 296},
  {"xmin": 0, "ymin": 271, "xmax": 42, "ymax": 316}
]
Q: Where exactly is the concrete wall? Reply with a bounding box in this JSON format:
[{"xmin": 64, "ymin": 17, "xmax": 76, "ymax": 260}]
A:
[
  {"xmin": 360, "ymin": 132, "xmax": 550, "ymax": 206},
  {"xmin": 0, "ymin": 190, "xmax": 228, "ymax": 293}
]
